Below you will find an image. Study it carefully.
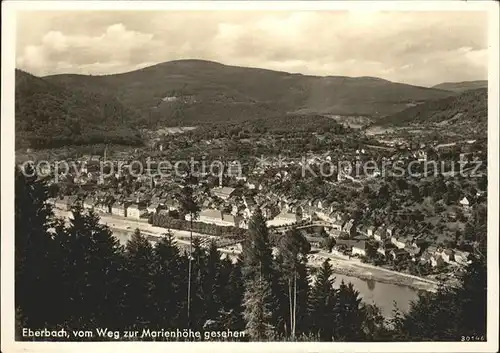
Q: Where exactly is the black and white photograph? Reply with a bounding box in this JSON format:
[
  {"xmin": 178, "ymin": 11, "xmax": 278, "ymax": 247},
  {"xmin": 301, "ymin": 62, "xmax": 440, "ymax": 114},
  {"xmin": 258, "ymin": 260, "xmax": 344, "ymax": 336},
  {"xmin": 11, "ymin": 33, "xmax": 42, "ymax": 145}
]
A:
[{"xmin": 1, "ymin": 1, "xmax": 499, "ymax": 352}]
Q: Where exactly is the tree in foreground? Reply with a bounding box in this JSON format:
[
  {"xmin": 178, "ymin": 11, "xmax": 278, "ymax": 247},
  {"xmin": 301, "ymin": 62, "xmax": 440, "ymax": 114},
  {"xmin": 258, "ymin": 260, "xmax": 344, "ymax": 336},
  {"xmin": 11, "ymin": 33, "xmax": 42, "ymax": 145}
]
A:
[
  {"xmin": 307, "ymin": 260, "xmax": 337, "ymax": 341},
  {"xmin": 57, "ymin": 207, "xmax": 125, "ymax": 331},
  {"xmin": 201, "ymin": 241, "xmax": 224, "ymax": 323},
  {"xmin": 277, "ymin": 228, "xmax": 311, "ymax": 339},
  {"xmin": 15, "ymin": 167, "xmax": 487, "ymax": 342},
  {"xmin": 124, "ymin": 229, "xmax": 155, "ymax": 330},
  {"xmin": 15, "ymin": 167, "xmax": 58, "ymax": 330},
  {"xmin": 241, "ymin": 209, "xmax": 274, "ymax": 282},
  {"xmin": 152, "ymin": 232, "xmax": 186, "ymax": 329},
  {"xmin": 177, "ymin": 185, "xmax": 200, "ymax": 328},
  {"xmin": 361, "ymin": 303, "xmax": 391, "ymax": 341},
  {"xmin": 215, "ymin": 258, "xmax": 245, "ymax": 334},
  {"xmin": 333, "ymin": 281, "xmax": 366, "ymax": 341},
  {"xmin": 241, "ymin": 209, "xmax": 278, "ymax": 340},
  {"xmin": 242, "ymin": 278, "xmax": 276, "ymax": 341}
]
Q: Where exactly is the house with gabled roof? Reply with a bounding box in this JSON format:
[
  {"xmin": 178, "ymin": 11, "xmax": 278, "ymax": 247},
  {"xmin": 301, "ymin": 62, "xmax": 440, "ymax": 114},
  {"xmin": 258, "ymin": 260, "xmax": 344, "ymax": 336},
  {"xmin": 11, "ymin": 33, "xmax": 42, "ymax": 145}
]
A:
[
  {"xmin": 147, "ymin": 202, "xmax": 159, "ymax": 214},
  {"xmin": 336, "ymin": 213, "xmax": 350, "ymax": 229},
  {"xmin": 95, "ymin": 201, "xmax": 111, "ymax": 214},
  {"xmin": 308, "ymin": 198, "xmax": 318, "ymax": 208},
  {"xmin": 367, "ymin": 226, "xmax": 377, "ymax": 238},
  {"xmin": 391, "ymin": 235, "xmax": 408, "ymax": 249},
  {"xmin": 411, "ymin": 237, "xmax": 427, "ymax": 250},
  {"xmin": 386, "ymin": 226, "xmax": 396, "ymax": 237},
  {"xmin": 373, "ymin": 227, "xmax": 387, "ymax": 242},
  {"xmin": 459, "ymin": 196, "xmax": 470, "ymax": 207},
  {"xmin": 376, "ymin": 239, "xmax": 396, "ymax": 256},
  {"xmin": 390, "ymin": 248, "xmax": 410, "ymax": 261},
  {"xmin": 290, "ymin": 203, "xmax": 304, "ymax": 218},
  {"xmin": 430, "ymin": 254, "xmax": 445, "ymax": 268},
  {"xmin": 268, "ymin": 211, "xmax": 298, "ymax": 227},
  {"xmin": 351, "ymin": 241, "xmax": 368, "ymax": 257},
  {"xmin": 222, "ymin": 213, "xmax": 244, "ymax": 228},
  {"xmin": 327, "ymin": 202, "xmax": 340, "ymax": 214},
  {"xmin": 440, "ymin": 249, "xmax": 455, "ymax": 264},
  {"xmin": 419, "ymin": 252, "xmax": 432, "ymax": 265},
  {"xmin": 453, "ymin": 250, "xmax": 471, "ymax": 266},
  {"xmin": 127, "ymin": 204, "xmax": 148, "ymax": 220},
  {"xmin": 211, "ymin": 186, "xmax": 236, "ymax": 200},
  {"xmin": 111, "ymin": 202, "xmax": 127, "ymax": 217},
  {"xmin": 196, "ymin": 208, "xmax": 242, "ymax": 228},
  {"xmin": 407, "ymin": 246, "xmax": 421, "ymax": 260},
  {"xmin": 342, "ymin": 219, "xmax": 357, "ymax": 238}
]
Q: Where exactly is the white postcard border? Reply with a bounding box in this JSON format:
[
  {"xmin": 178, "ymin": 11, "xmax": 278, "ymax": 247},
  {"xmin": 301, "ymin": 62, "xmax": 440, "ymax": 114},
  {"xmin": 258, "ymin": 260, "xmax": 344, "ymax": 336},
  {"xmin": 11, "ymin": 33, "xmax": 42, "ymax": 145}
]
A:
[{"xmin": 2, "ymin": 1, "xmax": 499, "ymax": 352}]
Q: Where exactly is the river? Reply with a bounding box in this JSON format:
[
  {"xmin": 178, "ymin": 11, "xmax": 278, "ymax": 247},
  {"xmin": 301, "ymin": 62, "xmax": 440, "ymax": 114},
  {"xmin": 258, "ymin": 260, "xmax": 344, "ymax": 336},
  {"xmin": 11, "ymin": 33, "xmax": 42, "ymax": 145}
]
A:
[
  {"xmin": 331, "ymin": 273, "xmax": 419, "ymax": 316},
  {"xmin": 113, "ymin": 230, "xmax": 419, "ymax": 317}
]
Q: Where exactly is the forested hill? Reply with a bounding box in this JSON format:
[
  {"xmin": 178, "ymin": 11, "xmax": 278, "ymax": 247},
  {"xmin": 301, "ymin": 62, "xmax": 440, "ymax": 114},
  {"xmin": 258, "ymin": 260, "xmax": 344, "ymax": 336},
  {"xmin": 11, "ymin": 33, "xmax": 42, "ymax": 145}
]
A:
[
  {"xmin": 16, "ymin": 60, "xmax": 460, "ymax": 149},
  {"xmin": 432, "ymin": 80, "xmax": 487, "ymax": 93},
  {"xmin": 375, "ymin": 88, "xmax": 487, "ymax": 137},
  {"xmin": 42, "ymin": 59, "xmax": 455, "ymax": 124},
  {"xmin": 15, "ymin": 69, "xmax": 143, "ymax": 149}
]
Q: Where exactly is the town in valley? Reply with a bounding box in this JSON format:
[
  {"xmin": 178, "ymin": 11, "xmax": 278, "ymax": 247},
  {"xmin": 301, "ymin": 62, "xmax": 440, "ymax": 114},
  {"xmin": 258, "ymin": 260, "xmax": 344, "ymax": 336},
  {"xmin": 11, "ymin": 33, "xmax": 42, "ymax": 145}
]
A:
[
  {"xmin": 10, "ymin": 8, "xmax": 492, "ymax": 344},
  {"xmin": 19, "ymin": 120, "xmax": 487, "ymax": 290}
]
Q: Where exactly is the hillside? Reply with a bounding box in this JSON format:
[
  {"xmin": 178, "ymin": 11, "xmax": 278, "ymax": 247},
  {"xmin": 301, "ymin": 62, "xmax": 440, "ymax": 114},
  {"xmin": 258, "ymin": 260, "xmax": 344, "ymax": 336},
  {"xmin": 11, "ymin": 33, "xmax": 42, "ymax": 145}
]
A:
[
  {"xmin": 15, "ymin": 70, "xmax": 143, "ymax": 149},
  {"xmin": 375, "ymin": 88, "xmax": 487, "ymax": 137},
  {"xmin": 42, "ymin": 59, "xmax": 455, "ymax": 125},
  {"xmin": 432, "ymin": 80, "xmax": 487, "ymax": 93}
]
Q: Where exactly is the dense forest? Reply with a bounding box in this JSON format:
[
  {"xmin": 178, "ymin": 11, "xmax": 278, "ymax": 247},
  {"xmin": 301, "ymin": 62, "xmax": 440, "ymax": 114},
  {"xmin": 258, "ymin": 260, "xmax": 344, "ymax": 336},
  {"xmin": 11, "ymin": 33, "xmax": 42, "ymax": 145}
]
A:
[
  {"xmin": 376, "ymin": 88, "xmax": 487, "ymax": 137},
  {"xmin": 184, "ymin": 114, "xmax": 350, "ymax": 138},
  {"xmin": 15, "ymin": 60, "xmax": 463, "ymax": 149},
  {"xmin": 146, "ymin": 100, "xmax": 281, "ymax": 126},
  {"xmin": 432, "ymin": 80, "xmax": 487, "ymax": 93},
  {"xmin": 15, "ymin": 68, "xmax": 361, "ymax": 149},
  {"xmin": 43, "ymin": 59, "xmax": 455, "ymax": 123},
  {"xmin": 15, "ymin": 167, "xmax": 487, "ymax": 341},
  {"xmin": 15, "ymin": 70, "xmax": 144, "ymax": 149}
]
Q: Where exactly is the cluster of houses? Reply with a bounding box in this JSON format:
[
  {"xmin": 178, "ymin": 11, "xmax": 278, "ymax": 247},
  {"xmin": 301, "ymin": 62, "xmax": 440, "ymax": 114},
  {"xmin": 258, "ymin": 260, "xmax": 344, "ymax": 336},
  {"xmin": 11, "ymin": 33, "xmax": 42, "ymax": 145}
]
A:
[
  {"xmin": 47, "ymin": 173, "xmax": 473, "ymax": 271},
  {"xmin": 262, "ymin": 194, "xmax": 473, "ymax": 270},
  {"xmin": 330, "ymin": 222, "xmax": 471, "ymax": 268},
  {"xmin": 48, "ymin": 182, "xmax": 290, "ymax": 229},
  {"xmin": 39, "ymin": 147, "xmax": 478, "ymax": 274},
  {"xmin": 49, "ymin": 192, "xmax": 181, "ymax": 221}
]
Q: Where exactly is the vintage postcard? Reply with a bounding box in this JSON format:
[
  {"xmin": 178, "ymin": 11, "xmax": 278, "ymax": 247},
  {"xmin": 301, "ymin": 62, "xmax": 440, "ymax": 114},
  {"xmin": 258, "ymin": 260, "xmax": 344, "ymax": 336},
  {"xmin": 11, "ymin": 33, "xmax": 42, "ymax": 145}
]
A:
[{"xmin": 1, "ymin": 1, "xmax": 499, "ymax": 352}]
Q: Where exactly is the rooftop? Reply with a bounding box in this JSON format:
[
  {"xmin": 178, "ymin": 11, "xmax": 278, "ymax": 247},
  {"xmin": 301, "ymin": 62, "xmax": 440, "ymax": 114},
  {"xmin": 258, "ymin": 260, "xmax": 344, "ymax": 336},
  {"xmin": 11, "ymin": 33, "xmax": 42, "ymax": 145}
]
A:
[
  {"xmin": 212, "ymin": 187, "xmax": 236, "ymax": 196},
  {"xmin": 200, "ymin": 209, "xmax": 223, "ymax": 220}
]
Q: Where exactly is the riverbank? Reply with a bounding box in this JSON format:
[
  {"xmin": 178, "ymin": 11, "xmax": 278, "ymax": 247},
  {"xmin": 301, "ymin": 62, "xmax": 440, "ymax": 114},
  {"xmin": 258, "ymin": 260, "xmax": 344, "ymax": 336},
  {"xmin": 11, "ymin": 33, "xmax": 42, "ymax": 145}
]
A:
[
  {"xmin": 54, "ymin": 210, "xmax": 439, "ymax": 292},
  {"xmin": 308, "ymin": 253, "xmax": 438, "ymax": 292}
]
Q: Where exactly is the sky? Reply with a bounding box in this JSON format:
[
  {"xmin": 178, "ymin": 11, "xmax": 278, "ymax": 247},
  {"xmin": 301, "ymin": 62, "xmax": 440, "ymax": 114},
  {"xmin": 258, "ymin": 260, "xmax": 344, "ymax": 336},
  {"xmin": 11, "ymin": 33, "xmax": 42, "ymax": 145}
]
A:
[{"xmin": 15, "ymin": 10, "xmax": 489, "ymax": 87}]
